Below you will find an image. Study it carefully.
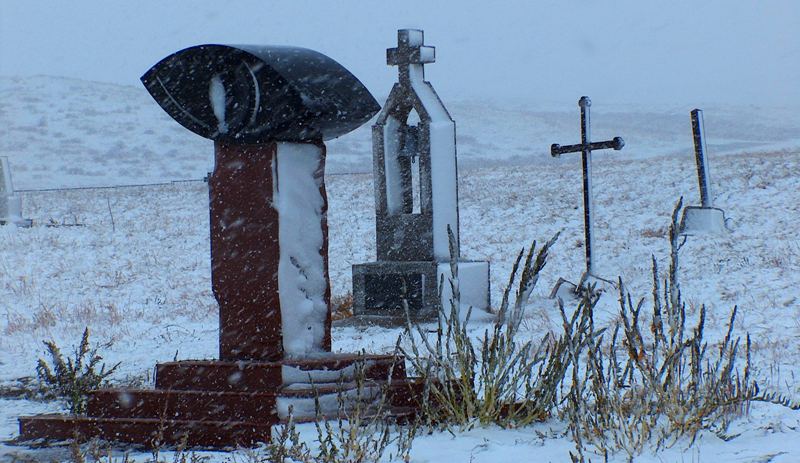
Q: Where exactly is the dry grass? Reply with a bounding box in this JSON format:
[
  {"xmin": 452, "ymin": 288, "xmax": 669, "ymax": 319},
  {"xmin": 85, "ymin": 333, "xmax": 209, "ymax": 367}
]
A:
[
  {"xmin": 331, "ymin": 293, "xmax": 354, "ymax": 321},
  {"xmin": 401, "ymin": 230, "xmax": 576, "ymax": 430}
]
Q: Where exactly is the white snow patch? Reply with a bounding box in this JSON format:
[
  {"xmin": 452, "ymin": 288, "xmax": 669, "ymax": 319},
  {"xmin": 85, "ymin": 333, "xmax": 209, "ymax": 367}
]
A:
[
  {"xmin": 428, "ymin": 122, "xmax": 459, "ymax": 260},
  {"xmin": 281, "ymin": 363, "xmax": 371, "ymax": 385},
  {"xmin": 383, "ymin": 116, "xmax": 403, "ymax": 215},
  {"xmin": 275, "ymin": 386, "xmax": 381, "ymax": 419},
  {"xmin": 419, "ymin": 46, "xmax": 435, "ymax": 62},
  {"xmin": 406, "ymin": 29, "xmax": 423, "ymax": 46},
  {"xmin": 275, "ymin": 143, "xmax": 328, "ymax": 356},
  {"xmin": 680, "ymin": 206, "xmax": 727, "ymax": 235},
  {"xmin": 408, "ymin": 65, "xmax": 458, "ymax": 260},
  {"xmin": 438, "ymin": 262, "xmax": 490, "ymax": 313},
  {"xmin": 209, "ymin": 75, "xmax": 228, "ymax": 134}
]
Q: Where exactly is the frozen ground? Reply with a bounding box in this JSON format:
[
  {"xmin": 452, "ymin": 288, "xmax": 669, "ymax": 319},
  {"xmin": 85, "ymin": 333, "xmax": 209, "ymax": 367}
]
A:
[{"xmin": 1, "ymin": 76, "xmax": 799, "ymax": 461}]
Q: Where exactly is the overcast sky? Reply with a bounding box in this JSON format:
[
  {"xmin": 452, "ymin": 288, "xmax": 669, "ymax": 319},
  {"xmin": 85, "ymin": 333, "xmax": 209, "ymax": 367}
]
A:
[{"xmin": 1, "ymin": 0, "xmax": 798, "ymax": 107}]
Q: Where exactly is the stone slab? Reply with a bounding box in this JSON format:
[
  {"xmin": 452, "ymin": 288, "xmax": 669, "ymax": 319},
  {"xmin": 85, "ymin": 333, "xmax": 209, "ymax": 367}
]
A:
[
  {"xmin": 17, "ymin": 415, "xmax": 273, "ymax": 448},
  {"xmin": 87, "ymin": 389, "xmax": 276, "ymax": 423}
]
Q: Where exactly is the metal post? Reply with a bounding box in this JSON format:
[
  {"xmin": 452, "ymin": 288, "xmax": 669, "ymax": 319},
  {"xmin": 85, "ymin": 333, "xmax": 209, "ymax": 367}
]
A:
[
  {"xmin": 691, "ymin": 109, "xmax": 712, "ymax": 207},
  {"xmin": 579, "ymin": 97, "xmax": 594, "ymax": 276}
]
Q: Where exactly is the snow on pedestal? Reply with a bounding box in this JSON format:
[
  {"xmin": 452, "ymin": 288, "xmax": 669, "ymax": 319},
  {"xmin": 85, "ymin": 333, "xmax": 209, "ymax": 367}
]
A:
[
  {"xmin": 275, "ymin": 142, "xmax": 328, "ymax": 356},
  {"xmin": 437, "ymin": 262, "xmax": 491, "ymax": 312},
  {"xmin": 680, "ymin": 206, "xmax": 727, "ymax": 235}
]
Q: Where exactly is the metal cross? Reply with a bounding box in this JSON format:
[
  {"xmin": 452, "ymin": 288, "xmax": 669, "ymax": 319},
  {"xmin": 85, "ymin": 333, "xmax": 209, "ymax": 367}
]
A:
[
  {"xmin": 387, "ymin": 29, "xmax": 435, "ymax": 86},
  {"xmin": 690, "ymin": 109, "xmax": 713, "ymax": 207},
  {"xmin": 551, "ymin": 96, "xmax": 624, "ymax": 278}
]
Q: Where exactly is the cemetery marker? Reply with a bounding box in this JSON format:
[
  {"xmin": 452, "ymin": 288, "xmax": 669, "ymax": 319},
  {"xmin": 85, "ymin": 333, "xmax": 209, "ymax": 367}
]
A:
[
  {"xmin": 19, "ymin": 42, "xmax": 425, "ymax": 449},
  {"xmin": 692, "ymin": 109, "xmax": 712, "ymax": 208},
  {"xmin": 550, "ymin": 96, "xmax": 624, "ymax": 291},
  {"xmin": 679, "ymin": 109, "xmax": 728, "ymax": 235},
  {"xmin": 352, "ymin": 29, "xmax": 490, "ymax": 321},
  {"xmin": 0, "ymin": 157, "xmax": 31, "ymax": 227}
]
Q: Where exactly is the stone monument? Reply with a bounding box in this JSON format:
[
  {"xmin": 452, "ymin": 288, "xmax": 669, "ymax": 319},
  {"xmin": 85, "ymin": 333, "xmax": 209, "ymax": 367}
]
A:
[
  {"xmin": 0, "ymin": 157, "xmax": 31, "ymax": 227},
  {"xmin": 19, "ymin": 44, "xmax": 423, "ymax": 448},
  {"xmin": 352, "ymin": 30, "xmax": 490, "ymax": 321}
]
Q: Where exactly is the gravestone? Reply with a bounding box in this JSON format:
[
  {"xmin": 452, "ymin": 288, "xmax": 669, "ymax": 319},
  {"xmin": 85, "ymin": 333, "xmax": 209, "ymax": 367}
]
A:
[
  {"xmin": 679, "ymin": 109, "xmax": 728, "ymax": 235},
  {"xmin": 0, "ymin": 157, "xmax": 31, "ymax": 227},
  {"xmin": 549, "ymin": 96, "xmax": 624, "ymax": 296},
  {"xmin": 19, "ymin": 44, "xmax": 423, "ymax": 448},
  {"xmin": 352, "ymin": 30, "xmax": 490, "ymax": 321}
]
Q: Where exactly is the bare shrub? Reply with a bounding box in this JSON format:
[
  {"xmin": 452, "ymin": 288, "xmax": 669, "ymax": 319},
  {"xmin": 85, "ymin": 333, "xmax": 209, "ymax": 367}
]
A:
[
  {"xmin": 402, "ymin": 229, "xmax": 586, "ymax": 430},
  {"xmin": 36, "ymin": 327, "xmax": 120, "ymax": 415},
  {"xmin": 564, "ymin": 198, "xmax": 798, "ymax": 461},
  {"xmin": 64, "ymin": 437, "xmax": 206, "ymax": 463}
]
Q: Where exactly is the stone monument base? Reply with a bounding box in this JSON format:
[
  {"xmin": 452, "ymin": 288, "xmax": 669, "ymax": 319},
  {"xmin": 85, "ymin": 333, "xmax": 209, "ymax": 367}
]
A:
[
  {"xmin": 18, "ymin": 354, "xmax": 424, "ymax": 448},
  {"xmin": 352, "ymin": 260, "xmax": 490, "ymax": 322},
  {"xmin": 679, "ymin": 206, "xmax": 728, "ymax": 235}
]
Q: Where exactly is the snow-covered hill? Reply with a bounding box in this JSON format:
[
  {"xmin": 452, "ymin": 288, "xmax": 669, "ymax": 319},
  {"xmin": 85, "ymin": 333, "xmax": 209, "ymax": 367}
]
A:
[
  {"xmin": 1, "ymin": 76, "xmax": 799, "ymax": 462},
  {"xmin": 2, "ymin": 76, "xmax": 799, "ymax": 190}
]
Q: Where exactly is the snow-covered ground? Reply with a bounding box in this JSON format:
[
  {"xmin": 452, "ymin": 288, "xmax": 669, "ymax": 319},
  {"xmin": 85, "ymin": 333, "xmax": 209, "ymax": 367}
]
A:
[{"xmin": 1, "ymin": 76, "xmax": 799, "ymax": 461}]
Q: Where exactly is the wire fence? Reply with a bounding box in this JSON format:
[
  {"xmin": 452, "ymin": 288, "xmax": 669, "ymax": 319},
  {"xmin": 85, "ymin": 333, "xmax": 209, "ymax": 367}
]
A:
[
  {"xmin": 15, "ymin": 178, "xmax": 206, "ymax": 193},
  {"xmin": 13, "ymin": 171, "xmax": 368, "ymax": 193}
]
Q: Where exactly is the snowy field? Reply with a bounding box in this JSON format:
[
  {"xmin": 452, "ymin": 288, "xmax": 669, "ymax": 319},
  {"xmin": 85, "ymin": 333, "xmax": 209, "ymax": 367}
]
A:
[{"xmin": 1, "ymin": 76, "xmax": 800, "ymax": 461}]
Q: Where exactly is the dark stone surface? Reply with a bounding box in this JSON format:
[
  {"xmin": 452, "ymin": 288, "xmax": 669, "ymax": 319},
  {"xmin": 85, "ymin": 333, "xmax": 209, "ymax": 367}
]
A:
[
  {"xmin": 141, "ymin": 44, "xmax": 380, "ymax": 143},
  {"xmin": 353, "ymin": 261, "xmax": 439, "ymax": 321},
  {"xmin": 18, "ymin": 415, "xmax": 274, "ymax": 448},
  {"xmin": 210, "ymin": 141, "xmax": 283, "ymax": 361},
  {"xmin": 17, "ymin": 355, "xmax": 417, "ymax": 448}
]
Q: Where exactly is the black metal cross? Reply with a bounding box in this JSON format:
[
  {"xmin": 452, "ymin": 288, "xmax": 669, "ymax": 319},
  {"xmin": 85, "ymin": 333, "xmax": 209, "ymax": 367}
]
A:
[
  {"xmin": 551, "ymin": 96, "xmax": 624, "ymax": 279},
  {"xmin": 387, "ymin": 29, "xmax": 435, "ymax": 86}
]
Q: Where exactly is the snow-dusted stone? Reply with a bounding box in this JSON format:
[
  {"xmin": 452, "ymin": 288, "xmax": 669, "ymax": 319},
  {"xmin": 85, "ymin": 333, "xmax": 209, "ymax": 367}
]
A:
[
  {"xmin": 0, "ymin": 157, "xmax": 30, "ymax": 227},
  {"xmin": 209, "ymin": 141, "xmax": 331, "ymax": 360},
  {"xmin": 352, "ymin": 30, "xmax": 490, "ymax": 321},
  {"xmin": 140, "ymin": 43, "xmax": 380, "ymax": 361},
  {"xmin": 680, "ymin": 206, "xmax": 727, "ymax": 235}
]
